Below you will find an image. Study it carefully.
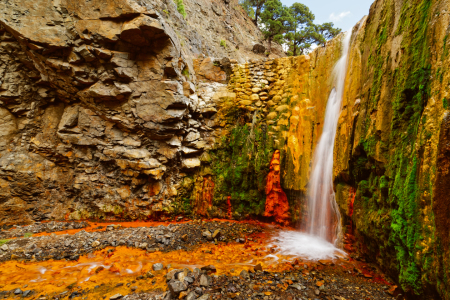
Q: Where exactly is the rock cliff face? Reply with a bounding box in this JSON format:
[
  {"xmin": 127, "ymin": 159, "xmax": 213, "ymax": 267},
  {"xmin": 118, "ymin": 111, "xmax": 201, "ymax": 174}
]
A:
[
  {"xmin": 332, "ymin": 0, "xmax": 450, "ymax": 298},
  {"xmin": 0, "ymin": 0, "xmax": 281, "ymax": 225}
]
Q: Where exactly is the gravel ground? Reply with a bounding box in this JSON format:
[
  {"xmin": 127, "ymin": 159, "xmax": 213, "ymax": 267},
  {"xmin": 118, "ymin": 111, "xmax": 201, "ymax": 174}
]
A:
[
  {"xmin": 0, "ymin": 221, "xmax": 262, "ymax": 262},
  {"xmin": 0, "ymin": 221, "xmax": 89, "ymax": 240}
]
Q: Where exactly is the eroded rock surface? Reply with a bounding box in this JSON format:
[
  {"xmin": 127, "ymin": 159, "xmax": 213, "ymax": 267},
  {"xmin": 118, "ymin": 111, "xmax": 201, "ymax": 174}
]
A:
[{"xmin": 0, "ymin": 0, "xmax": 278, "ymax": 225}]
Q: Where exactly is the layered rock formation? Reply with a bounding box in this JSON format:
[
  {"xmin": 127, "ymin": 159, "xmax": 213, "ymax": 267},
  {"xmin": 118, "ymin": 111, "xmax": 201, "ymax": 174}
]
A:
[{"xmin": 0, "ymin": 0, "xmax": 280, "ymax": 225}]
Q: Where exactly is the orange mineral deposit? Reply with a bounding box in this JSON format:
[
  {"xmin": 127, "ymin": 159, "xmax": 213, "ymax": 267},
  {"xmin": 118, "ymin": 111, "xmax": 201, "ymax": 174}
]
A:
[{"xmin": 264, "ymin": 150, "xmax": 290, "ymax": 225}]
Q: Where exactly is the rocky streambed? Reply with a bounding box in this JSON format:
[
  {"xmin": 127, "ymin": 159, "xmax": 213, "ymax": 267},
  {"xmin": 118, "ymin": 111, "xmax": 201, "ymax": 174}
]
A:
[
  {"xmin": 0, "ymin": 222, "xmax": 89, "ymax": 240},
  {"xmin": 0, "ymin": 221, "xmax": 401, "ymax": 300},
  {"xmin": 0, "ymin": 221, "xmax": 261, "ymax": 262}
]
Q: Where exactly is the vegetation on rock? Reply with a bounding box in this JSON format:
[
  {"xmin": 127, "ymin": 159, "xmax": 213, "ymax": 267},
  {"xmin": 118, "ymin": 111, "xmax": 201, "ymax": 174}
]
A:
[
  {"xmin": 259, "ymin": 0, "xmax": 293, "ymax": 52},
  {"xmin": 174, "ymin": 0, "xmax": 187, "ymax": 18},
  {"xmin": 209, "ymin": 119, "xmax": 274, "ymax": 219}
]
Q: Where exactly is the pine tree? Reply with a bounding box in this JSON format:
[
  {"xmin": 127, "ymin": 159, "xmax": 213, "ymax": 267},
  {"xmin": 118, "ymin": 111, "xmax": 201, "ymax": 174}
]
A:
[
  {"xmin": 317, "ymin": 22, "xmax": 342, "ymax": 45},
  {"xmin": 260, "ymin": 0, "xmax": 293, "ymax": 52},
  {"xmin": 285, "ymin": 4, "xmax": 342, "ymax": 55},
  {"xmin": 239, "ymin": 0, "xmax": 266, "ymax": 26}
]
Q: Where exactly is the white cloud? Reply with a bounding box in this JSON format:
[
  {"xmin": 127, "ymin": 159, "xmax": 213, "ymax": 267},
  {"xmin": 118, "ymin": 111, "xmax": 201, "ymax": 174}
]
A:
[{"xmin": 329, "ymin": 11, "xmax": 351, "ymax": 22}]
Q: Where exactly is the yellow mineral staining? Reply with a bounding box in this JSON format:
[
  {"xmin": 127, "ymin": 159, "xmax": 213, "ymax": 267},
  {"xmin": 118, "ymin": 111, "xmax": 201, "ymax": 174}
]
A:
[{"xmin": 286, "ymin": 99, "xmax": 315, "ymax": 192}]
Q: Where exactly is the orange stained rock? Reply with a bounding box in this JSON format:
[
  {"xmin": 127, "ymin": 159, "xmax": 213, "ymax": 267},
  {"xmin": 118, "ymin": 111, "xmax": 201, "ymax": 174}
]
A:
[
  {"xmin": 348, "ymin": 187, "xmax": 356, "ymax": 217},
  {"xmin": 193, "ymin": 175, "xmax": 215, "ymax": 216},
  {"xmin": 287, "ymin": 99, "xmax": 315, "ymax": 191},
  {"xmin": 264, "ymin": 150, "xmax": 290, "ymax": 225},
  {"xmin": 227, "ymin": 196, "xmax": 232, "ymax": 219}
]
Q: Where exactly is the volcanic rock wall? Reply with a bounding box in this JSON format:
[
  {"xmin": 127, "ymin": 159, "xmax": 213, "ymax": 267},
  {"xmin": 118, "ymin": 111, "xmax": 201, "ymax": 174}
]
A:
[
  {"xmin": 0, "ymin": 0, "xmax": 279, "ymax": 225},
  {"xmin": 331, "ymin": 0, "xmax": 450, "ymax": 298}
]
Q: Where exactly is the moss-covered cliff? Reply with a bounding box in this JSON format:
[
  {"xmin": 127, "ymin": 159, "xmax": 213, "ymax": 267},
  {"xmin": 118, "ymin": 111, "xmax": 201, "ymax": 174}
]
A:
[{"xmin": 333, "ymin": 0, "xmax": 450, "ymax": 298}]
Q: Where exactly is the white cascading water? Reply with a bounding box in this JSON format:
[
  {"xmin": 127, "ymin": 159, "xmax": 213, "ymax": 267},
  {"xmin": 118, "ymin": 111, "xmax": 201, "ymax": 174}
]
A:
[
  {"xmin": 304, "ymin": 29, "xmax": 352, "ymax": 245},
  {"xmin": 270, "ymin": 30, "xmax": 352, "ymax": 260}
]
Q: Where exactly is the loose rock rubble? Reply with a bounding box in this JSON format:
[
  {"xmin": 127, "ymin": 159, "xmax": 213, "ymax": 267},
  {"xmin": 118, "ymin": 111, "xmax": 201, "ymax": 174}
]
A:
[
  {"xmin": 160, "ymin": 265, "xmax": 396, "ymax": 300},
  {"xmin": 0, "ymin": 221, "xmax": 262, "ymax": 262},
  {"xmin": 0, "ymin": 221, "xmax": 88, "ymax": 239}
]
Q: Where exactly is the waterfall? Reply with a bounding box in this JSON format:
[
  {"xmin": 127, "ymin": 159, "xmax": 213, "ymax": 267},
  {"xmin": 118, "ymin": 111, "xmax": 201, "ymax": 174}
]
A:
[
  {"xmin": 270, "ymin": 30, "xmax": 353, "ymax": 260},
  {"xmin": 304, "ymin": 30, "xmax": 352, "ymax": 245}
]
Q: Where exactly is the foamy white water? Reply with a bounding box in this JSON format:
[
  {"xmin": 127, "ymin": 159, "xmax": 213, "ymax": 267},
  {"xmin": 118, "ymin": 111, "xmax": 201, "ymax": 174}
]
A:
[
  {"xmin": 303, "ymin": 30, "xmax": 353, "ymax": 245},
  {"xmin": 269, "ymin": 231, "xmax": 346, "ymax": 261}
]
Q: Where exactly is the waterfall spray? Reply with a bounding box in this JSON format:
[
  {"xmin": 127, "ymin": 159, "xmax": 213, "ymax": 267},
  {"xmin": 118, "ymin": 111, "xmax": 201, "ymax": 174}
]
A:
[{"xmin": 304, "ymin": 30, "xmax": 353, "ymax": 245}]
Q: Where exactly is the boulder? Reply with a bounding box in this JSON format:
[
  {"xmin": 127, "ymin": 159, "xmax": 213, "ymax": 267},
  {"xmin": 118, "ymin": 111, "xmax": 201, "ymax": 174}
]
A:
[
  {"xmin": 240, "ymin": 269, "xmax": 250, "ymax": 279},
  {"xmin": 168, "ymin": 280, "xmax": 187, "ymax": 295},
  {"xmin": 252, "ymin": 44, "xmax": 266, "ymax": 54},
  {"xmin": 266, "ymin": 112, "xmax": 278, "ymax": 120},
  {"xmin": 121, "ymin": 15, "xmax": 166, "ymax": 47},
  {"xmin": 182, "ymin": 158, "xmax": 201, "ymax": 169},
  {"xmin": 196, "ymin": 58, "xmax": 227, "ymax": 83},
  {"xmin": 250, "ymin": 94, "xmax": 260, "ymax": 101},
  {"xmin": 152, "ymin": 263, "xmax": 164, "ymax": 271},
  {"xmin": 199, "ymin": 274, "xmax": 210, "ymax": 287},
  {"xmin": 82, "ymin": 82, "xmax": 132, "ymax": 101}
]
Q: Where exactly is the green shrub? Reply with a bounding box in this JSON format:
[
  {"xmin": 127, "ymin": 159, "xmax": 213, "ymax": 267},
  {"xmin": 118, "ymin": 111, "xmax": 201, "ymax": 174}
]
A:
[
  {"xmin": 0, "ymin": 239, "xmax": 9, "ymax": 246},
  {"xmin": 24, "ymin": 232, "xmax": 33, "ymax": 238},
  {"xmin": 182, "ymin": 197, "xmax": 192, "ymax": 214},
  {"xmin": 182, "ymin": 68, "xmax": 190, "ymax": 79},
  {"xmin": 174, "ymin": 0, "xmax": 187, "ymax": 18},
  {"xmin": 220, "ymin": 40, "xmax": 227, "ymax": 48}
]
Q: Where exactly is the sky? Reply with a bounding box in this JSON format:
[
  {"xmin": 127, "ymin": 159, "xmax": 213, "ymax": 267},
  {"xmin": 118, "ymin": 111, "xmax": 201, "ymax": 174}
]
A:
[{"xmin": 281, "ymin": 0, "xmax": 374, "ymax": 33}]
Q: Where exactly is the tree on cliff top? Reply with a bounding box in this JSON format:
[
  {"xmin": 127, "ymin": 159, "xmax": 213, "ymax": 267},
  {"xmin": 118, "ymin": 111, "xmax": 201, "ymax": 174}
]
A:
[
  {"xmin": 316, "ymin": 22, "xmax": 342, "ymax": 44},
  {"xmin": 285, "ymin": 25, "xmax": 322, "ymax": 56},
  {"xmin": 240, "ymin": 0, "xmax": 342, "ymax": 55},
  {"xmin": 239, "ymin": 0, "xmax": 266, "ymax": 26},
  {"xmin": 285, "ymin": 4, "xmax": 342, "ymax": 55},
  {"xmin": 260, "ymin": 0, "xmax": 293, "ymax": 52},
  {"xmin": 284, "ymin": 3, "xmax": 317, "ymax": 56}
]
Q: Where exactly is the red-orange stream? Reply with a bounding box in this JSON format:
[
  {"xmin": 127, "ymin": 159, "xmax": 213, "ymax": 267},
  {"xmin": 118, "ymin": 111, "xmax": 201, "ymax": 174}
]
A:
[
  {"xmin": 0, "ymin": 222, "xmax": 387, "ymax": 300},
  {"xmin": 0, "ymin": 231, "xmax": 316, "ymax": 299}
]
